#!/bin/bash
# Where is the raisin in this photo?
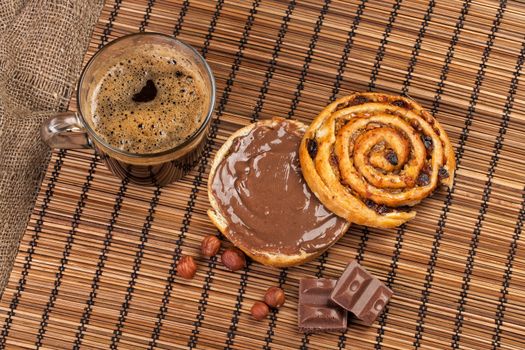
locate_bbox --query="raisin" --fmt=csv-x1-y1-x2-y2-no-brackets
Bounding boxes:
353,95,369,104
417,173,430,186
376,205,392,215
421,135,433,151
421,164,431,174
438,167,449,179
330,152,338,166
392,99,408,108
307,138,318,159
385,150,398,166
365,199,376,209
344,95,369,108
411,120,422,132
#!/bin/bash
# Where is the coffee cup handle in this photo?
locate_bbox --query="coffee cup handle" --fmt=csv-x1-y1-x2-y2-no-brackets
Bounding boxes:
41,112,92,149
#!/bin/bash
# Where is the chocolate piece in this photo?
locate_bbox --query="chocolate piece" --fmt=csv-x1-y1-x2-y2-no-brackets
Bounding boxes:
298,279,347,333
329,261,393,326
211,121,347,255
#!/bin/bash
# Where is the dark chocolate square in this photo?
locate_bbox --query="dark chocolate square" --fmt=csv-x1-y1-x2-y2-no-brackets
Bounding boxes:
329,260,393,326
298,278,347,333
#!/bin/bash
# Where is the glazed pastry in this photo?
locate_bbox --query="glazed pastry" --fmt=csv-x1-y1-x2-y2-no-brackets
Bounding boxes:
208,118,350,267
299,92,455,228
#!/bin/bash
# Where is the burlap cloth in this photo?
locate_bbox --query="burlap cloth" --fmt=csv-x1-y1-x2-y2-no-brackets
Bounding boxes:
0,0,104,295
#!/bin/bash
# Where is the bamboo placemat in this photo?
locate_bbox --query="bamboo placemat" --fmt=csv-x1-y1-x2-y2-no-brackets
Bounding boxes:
1,0,525,349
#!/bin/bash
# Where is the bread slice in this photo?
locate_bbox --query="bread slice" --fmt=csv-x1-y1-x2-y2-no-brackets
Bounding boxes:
207,118,350,267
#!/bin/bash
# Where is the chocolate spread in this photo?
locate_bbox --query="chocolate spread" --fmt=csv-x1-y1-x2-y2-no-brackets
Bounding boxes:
211,120,347,255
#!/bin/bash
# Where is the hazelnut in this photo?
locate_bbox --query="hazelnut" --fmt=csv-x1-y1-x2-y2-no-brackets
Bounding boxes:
177,255,197,279
250,301,269,320
221,247,246,271
264,286,286,308
201,235,221,257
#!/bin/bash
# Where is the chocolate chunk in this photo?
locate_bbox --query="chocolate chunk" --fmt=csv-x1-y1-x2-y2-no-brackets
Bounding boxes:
298,279,347,333
417,173,430,186
307,138,318,159
132,79,157,102
438,166,449,179
329,260,393,326
421,135,433,151
385,150,398,166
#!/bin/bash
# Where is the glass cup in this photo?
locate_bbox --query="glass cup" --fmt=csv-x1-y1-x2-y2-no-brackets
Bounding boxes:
41,33,216,186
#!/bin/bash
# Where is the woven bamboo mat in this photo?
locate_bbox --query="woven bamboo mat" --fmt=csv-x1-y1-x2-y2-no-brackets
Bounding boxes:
1,0,525,348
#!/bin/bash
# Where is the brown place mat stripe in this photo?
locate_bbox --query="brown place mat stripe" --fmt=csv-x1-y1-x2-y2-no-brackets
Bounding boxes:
23,0,135,347
300,0,364,348
2,0,525,349
152,1,256,348
492,191,525,349
0,150,66,348
96,3,175,350
452,18,523,349
74,3,132,347
310,0,428,348
410,0,502,348
420,3,519,349
215,2,300,349
413,1,471,344
73,178,130,349
33,154,100,348
0,0,123,346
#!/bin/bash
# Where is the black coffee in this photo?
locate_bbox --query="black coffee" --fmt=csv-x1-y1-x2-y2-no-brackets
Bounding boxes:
91,44,208,154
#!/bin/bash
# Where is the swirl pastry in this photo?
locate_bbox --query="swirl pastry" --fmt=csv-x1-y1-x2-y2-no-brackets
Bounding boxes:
299,92,455,228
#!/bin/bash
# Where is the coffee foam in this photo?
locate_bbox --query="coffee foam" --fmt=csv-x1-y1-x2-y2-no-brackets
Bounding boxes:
90,44,209,154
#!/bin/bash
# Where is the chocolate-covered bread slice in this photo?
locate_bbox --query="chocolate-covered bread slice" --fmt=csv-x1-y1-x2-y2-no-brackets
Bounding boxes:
207,118,349,267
